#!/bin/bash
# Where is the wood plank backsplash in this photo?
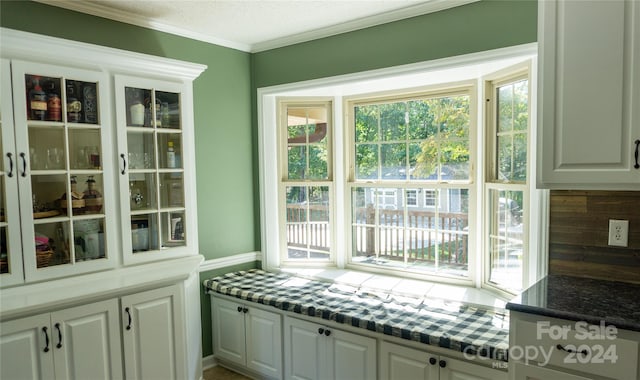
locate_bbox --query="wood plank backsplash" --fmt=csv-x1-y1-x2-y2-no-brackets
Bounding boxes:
548,191,640,283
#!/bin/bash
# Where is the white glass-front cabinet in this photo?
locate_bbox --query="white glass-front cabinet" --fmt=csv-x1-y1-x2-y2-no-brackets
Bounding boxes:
0,58,23,287
114,75,196,265
1,60,116,284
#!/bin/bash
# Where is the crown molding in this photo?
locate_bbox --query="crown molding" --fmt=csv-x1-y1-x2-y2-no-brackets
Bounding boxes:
0,28,207,81
35,0,479,53
251,0,480,52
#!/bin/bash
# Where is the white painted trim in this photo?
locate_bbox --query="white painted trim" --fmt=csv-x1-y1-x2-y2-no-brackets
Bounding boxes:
201,355,218,370
198,252,262,273
0,28,207,80
35,0,479,53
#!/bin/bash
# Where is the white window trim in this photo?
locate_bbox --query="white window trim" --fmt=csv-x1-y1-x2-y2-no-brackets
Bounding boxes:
257,42,547,294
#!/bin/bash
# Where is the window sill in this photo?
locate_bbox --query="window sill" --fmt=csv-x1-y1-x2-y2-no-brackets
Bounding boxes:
279,267,510,311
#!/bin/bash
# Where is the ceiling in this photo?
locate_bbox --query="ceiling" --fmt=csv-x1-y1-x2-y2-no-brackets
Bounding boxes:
37,0,478,52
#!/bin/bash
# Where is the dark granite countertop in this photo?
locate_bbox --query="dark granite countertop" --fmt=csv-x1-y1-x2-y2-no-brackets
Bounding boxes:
506,274,640,332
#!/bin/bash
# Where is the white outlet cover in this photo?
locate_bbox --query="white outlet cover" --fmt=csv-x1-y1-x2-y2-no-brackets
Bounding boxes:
608,219,629,247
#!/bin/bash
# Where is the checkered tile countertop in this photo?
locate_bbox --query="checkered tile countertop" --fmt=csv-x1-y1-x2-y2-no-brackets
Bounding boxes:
204,269,509,361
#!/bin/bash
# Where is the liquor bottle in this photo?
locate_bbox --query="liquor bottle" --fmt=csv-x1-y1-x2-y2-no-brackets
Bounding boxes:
167,141,176,168
60,175,85,213
66,81,82,123
83,175,103,213
47,93,61,121
29,76,47,120
83,84,98,123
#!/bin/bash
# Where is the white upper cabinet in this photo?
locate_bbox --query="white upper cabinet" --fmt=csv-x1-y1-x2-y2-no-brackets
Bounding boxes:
114,75,198,265
0,28,205,286
537,0,640,189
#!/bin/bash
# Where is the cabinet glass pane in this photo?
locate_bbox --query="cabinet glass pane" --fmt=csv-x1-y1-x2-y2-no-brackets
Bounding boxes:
125,87,152,127
160,174,183,209
127,131,155,169
0,176,5,274
34,221,70,268
158,133,182,169
29,127,66,170
65,79,99,124
161,211,185,247
156,91,181,129
129,173,157,211
0,227,7,274
69,129,101,170
25,74,62,122
32,174,66,218
131,214,159,253
73,218,104,261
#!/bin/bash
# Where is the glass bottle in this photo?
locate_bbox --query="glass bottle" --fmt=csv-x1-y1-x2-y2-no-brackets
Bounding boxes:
167,141,176,168
60,175,85,213
66,81,82,123
29,76,47,120
83,175,103,213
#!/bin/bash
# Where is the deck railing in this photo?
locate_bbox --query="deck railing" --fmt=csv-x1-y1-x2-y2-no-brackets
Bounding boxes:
286,204,469,264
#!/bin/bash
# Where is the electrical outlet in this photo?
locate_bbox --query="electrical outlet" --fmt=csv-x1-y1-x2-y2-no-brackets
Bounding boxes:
608,219,629,247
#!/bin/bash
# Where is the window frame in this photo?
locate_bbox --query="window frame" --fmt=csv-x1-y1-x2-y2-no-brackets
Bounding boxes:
258,43,546,296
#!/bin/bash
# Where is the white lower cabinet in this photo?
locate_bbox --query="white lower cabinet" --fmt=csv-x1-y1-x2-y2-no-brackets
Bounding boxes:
121,284,186,380
0,299,123,380
212,296,283,379
380,341,507,380
283,316,376,380
1,284,188,380
510,362,591,380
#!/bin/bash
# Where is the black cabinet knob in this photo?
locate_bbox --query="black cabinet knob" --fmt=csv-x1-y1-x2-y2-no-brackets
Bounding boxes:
439,360,446,368
237,306,242,312
429,357,436,365
324,329,331,336
242,307,248,313
318,328,324,335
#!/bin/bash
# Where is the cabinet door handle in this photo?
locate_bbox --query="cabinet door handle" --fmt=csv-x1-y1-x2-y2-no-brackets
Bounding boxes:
439,360,446,368
318,328,324,335
120,153,127,175
125,307,132,330
42,326,50,353
6,152,13,178
19,152,27,177
556,344,588,356
55,323,62,349
324,329,331,336
237,306,242,312
242,307,248,313
429,357,436,365
634,139,639,169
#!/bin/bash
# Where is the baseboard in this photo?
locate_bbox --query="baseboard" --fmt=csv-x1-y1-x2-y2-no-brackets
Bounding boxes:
202,354,217,370
198,251,262,273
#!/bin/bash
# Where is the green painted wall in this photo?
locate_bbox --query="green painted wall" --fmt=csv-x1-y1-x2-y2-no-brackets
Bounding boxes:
0,1,259,259
252,0,537,88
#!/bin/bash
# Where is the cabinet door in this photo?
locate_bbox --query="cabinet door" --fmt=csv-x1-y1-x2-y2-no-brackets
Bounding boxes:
211,296,247,366
284,317,325,380
538,0,640,187
10,60,117,282
121,284,187,380
245,306,283,378
380,341,438,380
511,362,592,380
0,313,54,379
51,299,123,380
0,58,24,287
440,356,507,380
114,75,197,265
328,328,376,380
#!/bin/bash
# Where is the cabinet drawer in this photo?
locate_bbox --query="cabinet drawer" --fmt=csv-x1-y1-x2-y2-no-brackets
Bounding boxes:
513,319,638,380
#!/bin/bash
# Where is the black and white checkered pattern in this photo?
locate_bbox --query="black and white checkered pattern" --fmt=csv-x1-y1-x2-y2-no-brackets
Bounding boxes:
204,269,509,361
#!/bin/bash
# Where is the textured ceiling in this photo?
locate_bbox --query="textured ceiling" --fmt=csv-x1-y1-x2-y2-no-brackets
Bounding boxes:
38,0,477,52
